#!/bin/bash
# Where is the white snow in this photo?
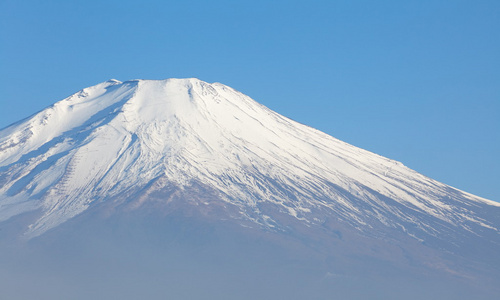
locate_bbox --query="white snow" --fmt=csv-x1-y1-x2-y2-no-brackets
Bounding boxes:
0,78,498,238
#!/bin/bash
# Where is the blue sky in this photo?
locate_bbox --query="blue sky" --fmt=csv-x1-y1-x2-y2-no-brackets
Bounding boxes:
1,0,499,201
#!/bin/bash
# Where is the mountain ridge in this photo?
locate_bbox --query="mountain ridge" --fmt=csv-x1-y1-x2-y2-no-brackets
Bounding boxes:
1,78,498,241
1,78,499,299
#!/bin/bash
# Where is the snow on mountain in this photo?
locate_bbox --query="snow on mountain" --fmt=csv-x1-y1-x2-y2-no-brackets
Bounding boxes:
1,78,500,299
0,78,498,243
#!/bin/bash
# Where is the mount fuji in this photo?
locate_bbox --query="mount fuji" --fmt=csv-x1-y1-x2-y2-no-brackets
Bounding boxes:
0,78,499,299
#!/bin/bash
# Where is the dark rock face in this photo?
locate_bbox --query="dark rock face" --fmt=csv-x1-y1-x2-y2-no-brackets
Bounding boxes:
0,205,497,300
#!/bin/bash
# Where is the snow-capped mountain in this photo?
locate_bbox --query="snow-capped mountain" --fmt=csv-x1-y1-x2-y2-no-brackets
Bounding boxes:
1,78,499,299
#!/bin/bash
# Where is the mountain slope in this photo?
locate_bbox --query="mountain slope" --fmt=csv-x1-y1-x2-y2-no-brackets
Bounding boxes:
0,78,499,299
1,78,498,236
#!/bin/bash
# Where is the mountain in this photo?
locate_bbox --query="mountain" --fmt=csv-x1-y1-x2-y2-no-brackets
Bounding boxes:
0,78,499,300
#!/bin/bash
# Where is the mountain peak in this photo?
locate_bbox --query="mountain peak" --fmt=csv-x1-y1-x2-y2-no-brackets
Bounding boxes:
105,78,122,84
2,78,499,299
0,79,498,241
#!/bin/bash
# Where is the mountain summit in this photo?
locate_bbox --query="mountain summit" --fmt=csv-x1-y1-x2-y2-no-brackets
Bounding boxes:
1,78,499,299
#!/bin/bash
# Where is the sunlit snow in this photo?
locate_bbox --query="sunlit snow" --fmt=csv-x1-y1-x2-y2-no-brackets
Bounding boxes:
0,78,498,240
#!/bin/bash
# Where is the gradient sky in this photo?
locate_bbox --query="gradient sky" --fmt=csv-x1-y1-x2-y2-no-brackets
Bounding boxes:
1,0,499,201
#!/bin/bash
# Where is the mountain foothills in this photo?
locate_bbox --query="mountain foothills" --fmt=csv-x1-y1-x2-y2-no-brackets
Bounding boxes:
0,78,499,300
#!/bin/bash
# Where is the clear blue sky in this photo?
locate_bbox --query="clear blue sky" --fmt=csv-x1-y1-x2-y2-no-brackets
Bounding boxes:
1,0,499,201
